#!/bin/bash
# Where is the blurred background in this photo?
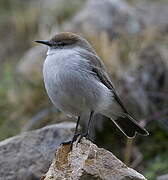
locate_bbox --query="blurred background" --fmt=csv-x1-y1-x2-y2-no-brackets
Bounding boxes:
0,0,168,179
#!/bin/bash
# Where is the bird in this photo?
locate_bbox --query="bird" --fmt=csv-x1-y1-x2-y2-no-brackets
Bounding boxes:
35,32,148,145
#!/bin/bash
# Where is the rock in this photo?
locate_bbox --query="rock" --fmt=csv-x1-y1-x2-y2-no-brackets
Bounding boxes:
64,0,141,38
16,46,46,83
0,122,76,180
43,138,147,180
157,174,168,180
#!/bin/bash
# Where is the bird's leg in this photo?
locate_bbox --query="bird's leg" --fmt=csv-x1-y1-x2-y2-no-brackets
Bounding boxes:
78,111,94,142
62,116,81,148
71,116,81,141
85,111,94,138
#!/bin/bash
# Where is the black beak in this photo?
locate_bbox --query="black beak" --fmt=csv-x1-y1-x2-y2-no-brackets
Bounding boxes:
35,40,52,46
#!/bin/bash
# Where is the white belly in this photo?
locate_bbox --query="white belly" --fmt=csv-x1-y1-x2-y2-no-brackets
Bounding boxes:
43,50,112,116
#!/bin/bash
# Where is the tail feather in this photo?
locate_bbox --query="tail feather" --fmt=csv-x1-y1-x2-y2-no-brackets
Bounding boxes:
112,114,149,138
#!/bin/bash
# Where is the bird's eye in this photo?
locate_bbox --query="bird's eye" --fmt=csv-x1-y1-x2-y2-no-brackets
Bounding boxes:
57,41,67,46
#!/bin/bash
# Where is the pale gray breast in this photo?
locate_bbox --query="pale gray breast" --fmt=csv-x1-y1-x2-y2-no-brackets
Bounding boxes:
43,49,112,116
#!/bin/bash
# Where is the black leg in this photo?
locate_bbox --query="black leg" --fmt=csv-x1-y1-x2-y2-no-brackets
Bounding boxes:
61,116,81,149
78,111,94,142
74,116,80,135
62,112,94,149
70,116,81,142
85,111,94,137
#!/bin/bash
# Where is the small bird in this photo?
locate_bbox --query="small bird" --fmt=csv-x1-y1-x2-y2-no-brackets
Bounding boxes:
35,32,148,144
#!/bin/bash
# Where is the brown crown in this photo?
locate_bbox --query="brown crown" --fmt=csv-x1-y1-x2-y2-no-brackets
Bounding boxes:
50,32,80,43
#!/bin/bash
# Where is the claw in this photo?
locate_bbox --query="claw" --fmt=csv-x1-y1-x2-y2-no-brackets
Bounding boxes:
77,132,89,144
61,132,92,151
61,133,81,151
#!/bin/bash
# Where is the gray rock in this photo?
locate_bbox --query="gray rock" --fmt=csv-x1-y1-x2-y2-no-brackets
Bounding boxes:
43,138,147,180
64,0,141,38
157,174,168,180
0,122,76,180
16,46,46,83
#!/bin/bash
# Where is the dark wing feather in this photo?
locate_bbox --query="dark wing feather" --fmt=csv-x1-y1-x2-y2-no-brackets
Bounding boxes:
79,51,149,137
79,51,128,114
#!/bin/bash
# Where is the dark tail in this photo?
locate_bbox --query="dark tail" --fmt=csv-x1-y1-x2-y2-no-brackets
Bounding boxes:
112,113,149,138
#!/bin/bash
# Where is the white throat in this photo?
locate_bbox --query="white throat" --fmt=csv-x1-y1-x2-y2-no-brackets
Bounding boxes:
46,45,90,57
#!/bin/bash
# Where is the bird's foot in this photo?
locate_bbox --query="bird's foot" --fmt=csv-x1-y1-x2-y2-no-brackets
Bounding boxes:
61,133,91,151
61,133,81,150
77,132,90,143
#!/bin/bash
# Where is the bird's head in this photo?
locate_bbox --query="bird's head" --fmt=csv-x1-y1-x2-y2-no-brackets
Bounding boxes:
35,32,94,53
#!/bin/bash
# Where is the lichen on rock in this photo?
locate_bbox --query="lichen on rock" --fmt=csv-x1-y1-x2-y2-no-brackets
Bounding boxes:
43,138,147,180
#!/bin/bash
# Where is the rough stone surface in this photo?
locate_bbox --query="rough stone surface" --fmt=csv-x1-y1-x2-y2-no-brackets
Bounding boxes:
43,138,147,180
64,0,141,38
0,122,76,180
